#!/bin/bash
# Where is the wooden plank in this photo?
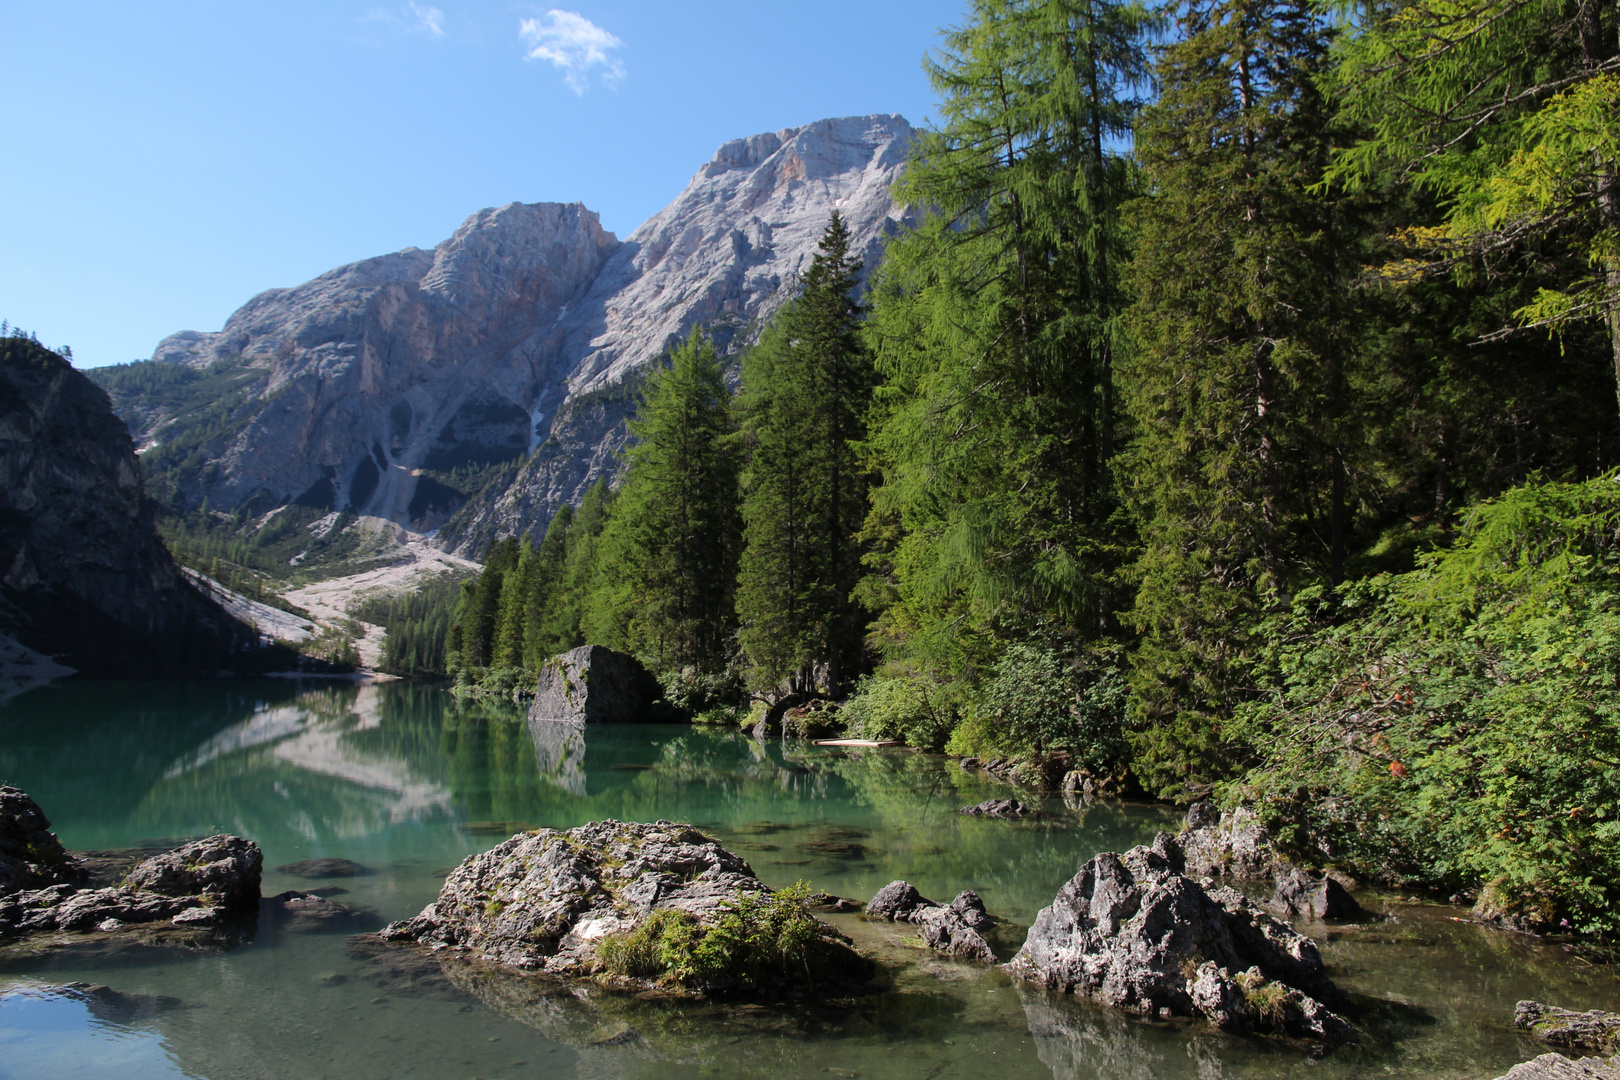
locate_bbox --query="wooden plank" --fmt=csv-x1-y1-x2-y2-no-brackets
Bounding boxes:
811,738,903,747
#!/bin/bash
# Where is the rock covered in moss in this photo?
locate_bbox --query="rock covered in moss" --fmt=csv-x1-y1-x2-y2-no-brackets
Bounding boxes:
0,787,86,896
864,880,998,962
378,819,871,996
1492,1054,1620,1079
1008,834,1351,1042
1516,1002,1620,1056
125,835,261,907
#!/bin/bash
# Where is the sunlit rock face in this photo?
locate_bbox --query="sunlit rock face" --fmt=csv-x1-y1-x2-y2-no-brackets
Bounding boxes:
110,114,917,554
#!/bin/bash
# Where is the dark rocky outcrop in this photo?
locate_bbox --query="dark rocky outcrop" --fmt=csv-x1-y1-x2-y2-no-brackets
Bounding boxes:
0,786,87,895
0,337,254,677
864,880,998,963
1516,1002,1620,1056
959,798,1033,819
378,819,871,995
1008,834,1352,1043
528,645,660,724
1269,867,1366,922
0,830,262,944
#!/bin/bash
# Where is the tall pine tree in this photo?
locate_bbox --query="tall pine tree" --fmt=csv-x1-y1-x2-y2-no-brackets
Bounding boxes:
584,330,741,672
1120,0,1356,796
736,212,874,697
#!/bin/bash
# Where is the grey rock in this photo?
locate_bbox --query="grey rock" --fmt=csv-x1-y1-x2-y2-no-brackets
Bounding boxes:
108,116,918,564
1178,805,1278,880
1008,834,1351,1042
864,880,998,963
960,798,1032,819
377,819,870,994
125,835,262,907
1270,867,1366,922
0,786,86,896
1493,1054,1620,1080
264,890,379,933
1516,1002,1620,1056
0,341,252,677
528,645,660,724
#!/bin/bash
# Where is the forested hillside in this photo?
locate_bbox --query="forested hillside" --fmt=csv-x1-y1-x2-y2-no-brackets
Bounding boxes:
424,0,1620,936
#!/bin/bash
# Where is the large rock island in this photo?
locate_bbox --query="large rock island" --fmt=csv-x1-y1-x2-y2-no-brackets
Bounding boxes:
378,819,872,998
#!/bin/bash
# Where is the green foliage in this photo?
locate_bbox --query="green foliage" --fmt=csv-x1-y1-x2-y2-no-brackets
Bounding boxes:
976,644,1128,772
594,883,823,991
585,330,742,673
1226,477,1620,934
861,0,1151,678
354,573,472,678
736,212,876,697
840,674,959,751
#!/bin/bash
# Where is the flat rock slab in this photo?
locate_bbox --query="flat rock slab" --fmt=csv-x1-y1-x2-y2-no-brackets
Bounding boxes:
528,645,660,724
1518,1002,1620,1056
1494,1054,1620,1080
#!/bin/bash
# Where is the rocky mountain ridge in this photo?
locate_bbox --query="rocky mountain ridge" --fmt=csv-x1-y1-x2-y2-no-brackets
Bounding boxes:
101,114,917,559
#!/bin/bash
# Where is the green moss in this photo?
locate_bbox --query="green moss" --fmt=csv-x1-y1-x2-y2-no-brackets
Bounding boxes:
594,883,823,991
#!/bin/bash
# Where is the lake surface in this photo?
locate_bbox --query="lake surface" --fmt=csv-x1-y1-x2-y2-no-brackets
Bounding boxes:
0,679,1612,1080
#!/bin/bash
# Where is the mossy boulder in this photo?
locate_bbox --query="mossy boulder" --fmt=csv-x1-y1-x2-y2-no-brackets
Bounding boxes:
379,819,872,998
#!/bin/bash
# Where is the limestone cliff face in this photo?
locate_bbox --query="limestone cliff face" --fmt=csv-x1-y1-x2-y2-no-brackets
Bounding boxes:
107,114,916,555
440,114,918,553
0,338,253,675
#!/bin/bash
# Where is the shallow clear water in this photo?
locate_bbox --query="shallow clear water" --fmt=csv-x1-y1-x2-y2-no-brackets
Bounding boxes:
0,679,1612,1080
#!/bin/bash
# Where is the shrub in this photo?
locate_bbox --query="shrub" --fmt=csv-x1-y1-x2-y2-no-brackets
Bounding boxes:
976,644,1129,771
593,882,823,991
840,675,957,749
1228,477,1620,934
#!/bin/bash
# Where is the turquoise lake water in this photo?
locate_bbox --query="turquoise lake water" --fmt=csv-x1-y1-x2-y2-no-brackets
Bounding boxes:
0,679,1613,1080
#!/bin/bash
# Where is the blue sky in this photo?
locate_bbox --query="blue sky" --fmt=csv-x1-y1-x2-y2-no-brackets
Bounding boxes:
1,1,965,368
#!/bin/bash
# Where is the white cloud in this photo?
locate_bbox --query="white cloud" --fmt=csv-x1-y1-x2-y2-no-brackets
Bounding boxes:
409,2,444,38
519,10,625,95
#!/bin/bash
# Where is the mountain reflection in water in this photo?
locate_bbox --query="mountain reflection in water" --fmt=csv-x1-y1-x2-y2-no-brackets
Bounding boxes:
0,679,1615,1080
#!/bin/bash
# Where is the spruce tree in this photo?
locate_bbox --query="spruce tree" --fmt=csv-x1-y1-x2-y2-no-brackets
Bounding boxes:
736,212,874,697
1119,0,1355,796
863,0,1152,677
584,330,741,672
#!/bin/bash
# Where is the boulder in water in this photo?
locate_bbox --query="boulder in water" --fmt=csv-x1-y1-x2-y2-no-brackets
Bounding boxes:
1516,1001,1620,1056
960,798,1032,819
1008,833,1351,1042
528,645,661,724
0,787,86,896
1269,867,1366,922
378,819,872,997
863,880,998,962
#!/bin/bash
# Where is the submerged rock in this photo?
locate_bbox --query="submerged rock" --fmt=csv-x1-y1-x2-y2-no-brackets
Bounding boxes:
378,819,871,996
1008,834,1351,1043
52,981,185,1022
960,798,1033,819
1269,868,1366,922
0,786,86,896
1516,1002,1620,1056
263,890,380,934
863,880,998,963
274,858,372,879
528,646,661,724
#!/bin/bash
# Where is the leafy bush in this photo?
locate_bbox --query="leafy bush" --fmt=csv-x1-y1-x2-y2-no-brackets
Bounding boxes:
594,882,823,991
973,644,1129,772
840,674,958,749
1228,478,1620,934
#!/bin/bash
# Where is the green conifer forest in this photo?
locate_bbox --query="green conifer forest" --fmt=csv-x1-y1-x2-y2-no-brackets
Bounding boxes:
425,0,1620,935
